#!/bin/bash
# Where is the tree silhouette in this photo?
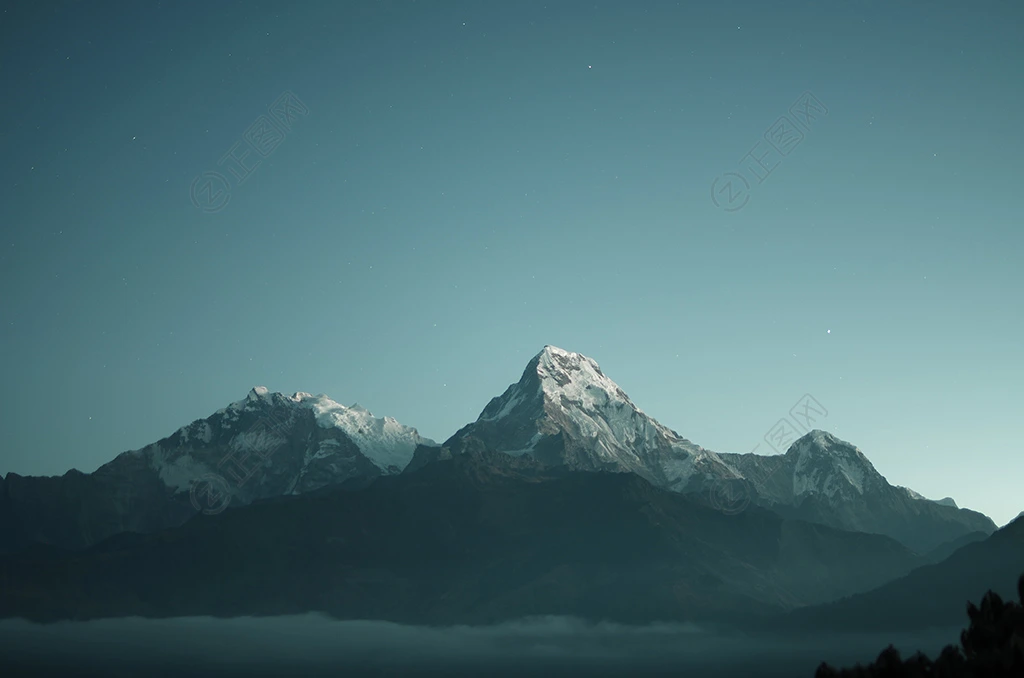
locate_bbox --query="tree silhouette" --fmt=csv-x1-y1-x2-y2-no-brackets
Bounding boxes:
814,572,1024,677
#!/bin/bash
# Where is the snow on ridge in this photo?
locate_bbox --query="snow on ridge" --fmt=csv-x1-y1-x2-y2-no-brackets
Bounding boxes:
529,346,721,486
478,386,529,422
901,486,927,501
177,420,213,446
662,455,697,486
534,346,698,446
899,487,959,508
500,432,544,456
206,388,436,474
242,386,271,406
536,346,628,403
214,386,274,418
791,431,870,496
836,458,866,493
149,445,214,493
306,395,436,472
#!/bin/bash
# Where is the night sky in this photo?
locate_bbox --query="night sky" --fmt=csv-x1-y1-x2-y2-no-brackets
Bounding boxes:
1,0,1021,526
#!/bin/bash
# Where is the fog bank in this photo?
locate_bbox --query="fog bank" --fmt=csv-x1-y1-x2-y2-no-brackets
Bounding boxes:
0,615,962,677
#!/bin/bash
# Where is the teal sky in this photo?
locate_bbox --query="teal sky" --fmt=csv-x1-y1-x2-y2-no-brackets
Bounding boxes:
1,0,1021,526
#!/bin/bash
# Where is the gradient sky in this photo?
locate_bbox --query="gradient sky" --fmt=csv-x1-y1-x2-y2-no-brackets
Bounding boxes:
1,0,1021,526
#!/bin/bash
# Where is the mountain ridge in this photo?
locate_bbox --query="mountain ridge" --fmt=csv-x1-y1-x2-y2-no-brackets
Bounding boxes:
429,346,741,494
0,389,436,552
0,450,925,626
717,429,996,553
414,346,995,553
0,346,996,557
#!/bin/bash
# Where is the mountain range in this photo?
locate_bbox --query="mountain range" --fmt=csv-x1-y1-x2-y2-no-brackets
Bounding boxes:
717,433,994,554
0,387,436,553
413,347,994,554
0,449,924,625
0,345,1011,628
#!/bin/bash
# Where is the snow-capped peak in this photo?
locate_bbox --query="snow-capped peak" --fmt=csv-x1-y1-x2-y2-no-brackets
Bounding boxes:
301,394,436,471
466,346,730,490
200,388,435,475
797,430,842,450
216,387,276,416
534,345,632,407
247,386,270,400
790,430,867,459
477,346,635,424
789,430,879,497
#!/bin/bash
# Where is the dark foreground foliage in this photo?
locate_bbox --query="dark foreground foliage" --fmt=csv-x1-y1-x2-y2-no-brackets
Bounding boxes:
816,573,1024,677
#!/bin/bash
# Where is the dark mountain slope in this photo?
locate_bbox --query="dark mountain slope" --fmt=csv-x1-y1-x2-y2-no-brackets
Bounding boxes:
782,516,1024,633
0,451,921,626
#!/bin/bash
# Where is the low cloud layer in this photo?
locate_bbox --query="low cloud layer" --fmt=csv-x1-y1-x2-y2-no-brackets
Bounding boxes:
0,615,962,678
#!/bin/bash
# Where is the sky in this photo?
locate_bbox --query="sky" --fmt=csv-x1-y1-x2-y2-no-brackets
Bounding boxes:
1,0,1021,527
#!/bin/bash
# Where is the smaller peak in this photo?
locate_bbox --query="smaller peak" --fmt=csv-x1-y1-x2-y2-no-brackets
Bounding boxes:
902,486,927,501
790,430,858,456
247,386,271,401
349,403,371,414
805,429,842,443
